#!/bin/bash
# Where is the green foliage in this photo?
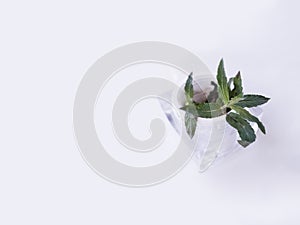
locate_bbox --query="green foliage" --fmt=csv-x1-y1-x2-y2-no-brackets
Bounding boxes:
180,59,270,147
230,105,266,134
216,59,230,104
235,94,270,108
230,71,243,98
226,112,256,147
185,112,197,138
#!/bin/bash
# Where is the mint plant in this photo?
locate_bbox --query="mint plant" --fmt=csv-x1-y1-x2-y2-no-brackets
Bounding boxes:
180,59,270,147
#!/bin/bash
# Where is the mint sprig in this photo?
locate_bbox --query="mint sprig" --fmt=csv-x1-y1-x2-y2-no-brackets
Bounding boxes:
180,59,270,147
217,59,230,104
185,112,197,139
226,112,256,147
235,94,270,108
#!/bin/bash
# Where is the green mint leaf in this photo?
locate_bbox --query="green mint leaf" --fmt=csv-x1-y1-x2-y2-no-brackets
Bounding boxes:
231,71,243,98
226,112,256,147
217,59,230,103
231,105,266,134
184,72,194,102
185,112,197,138
181,102,226,118
235,94,270,108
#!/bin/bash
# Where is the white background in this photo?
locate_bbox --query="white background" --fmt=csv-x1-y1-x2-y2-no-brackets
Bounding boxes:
1,0,299,224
